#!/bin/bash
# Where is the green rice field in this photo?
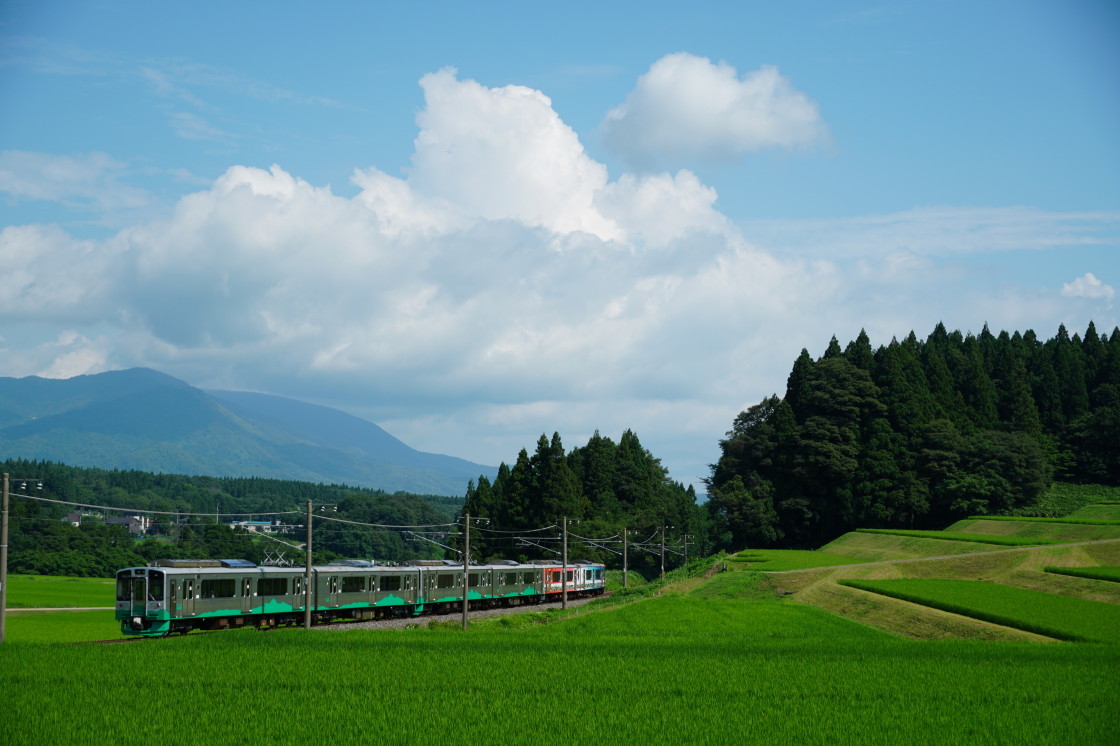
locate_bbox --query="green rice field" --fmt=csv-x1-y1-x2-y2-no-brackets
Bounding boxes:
4,574,115,608
2,595,1117,744
840,578,1120,643
1044,566,1120,584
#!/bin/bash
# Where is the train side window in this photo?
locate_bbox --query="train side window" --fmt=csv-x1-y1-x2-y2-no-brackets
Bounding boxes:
468,573,480,586
379,575,402,592
201,579,236,598
258,578,288,596
437,574,455,589
341,576,365,593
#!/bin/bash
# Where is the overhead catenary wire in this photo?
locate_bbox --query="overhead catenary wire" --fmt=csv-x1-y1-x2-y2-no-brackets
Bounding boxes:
311,513,459,530
10,491,302,518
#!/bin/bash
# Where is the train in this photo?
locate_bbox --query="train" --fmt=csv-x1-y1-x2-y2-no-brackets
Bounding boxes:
115,558,607,636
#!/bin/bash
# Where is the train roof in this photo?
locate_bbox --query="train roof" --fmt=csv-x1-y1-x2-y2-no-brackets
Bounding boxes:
120,559,603,575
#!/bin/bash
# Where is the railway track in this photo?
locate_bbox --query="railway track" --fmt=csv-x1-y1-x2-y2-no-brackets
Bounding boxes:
81,592,610,642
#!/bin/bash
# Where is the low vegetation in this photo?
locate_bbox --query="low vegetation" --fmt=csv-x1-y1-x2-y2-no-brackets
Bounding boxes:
839,578,1120,643
1044,566,1120,584
729,548,865,571
854,528,1058,546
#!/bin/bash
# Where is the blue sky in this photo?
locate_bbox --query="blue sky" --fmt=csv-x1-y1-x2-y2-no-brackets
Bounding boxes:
1,0,1118,489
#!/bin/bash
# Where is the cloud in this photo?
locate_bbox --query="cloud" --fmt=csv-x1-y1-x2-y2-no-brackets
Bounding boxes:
168,111,236,142
0,150,151,212
1,65,1115,487
741,206,1120,259
1062,272,1115,301
601,53,827,167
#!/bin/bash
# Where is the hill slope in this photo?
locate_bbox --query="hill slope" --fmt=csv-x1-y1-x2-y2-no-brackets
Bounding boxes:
0,368,494,495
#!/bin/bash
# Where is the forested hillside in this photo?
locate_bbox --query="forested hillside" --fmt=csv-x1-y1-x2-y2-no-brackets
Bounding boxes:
2,459,459,576
706,322,1119,550
462,431,709,570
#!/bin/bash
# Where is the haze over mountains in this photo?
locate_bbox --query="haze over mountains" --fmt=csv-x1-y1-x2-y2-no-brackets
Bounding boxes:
0,368,496,495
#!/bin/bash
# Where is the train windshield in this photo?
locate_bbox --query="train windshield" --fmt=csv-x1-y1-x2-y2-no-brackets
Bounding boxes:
148,571,164,601
116,571,132,602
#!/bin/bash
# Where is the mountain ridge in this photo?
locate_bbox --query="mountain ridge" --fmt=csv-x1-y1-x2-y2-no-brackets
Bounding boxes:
0,368,495,495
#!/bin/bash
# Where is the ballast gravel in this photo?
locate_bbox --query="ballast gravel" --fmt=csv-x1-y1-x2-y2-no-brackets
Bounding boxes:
318,595,602,632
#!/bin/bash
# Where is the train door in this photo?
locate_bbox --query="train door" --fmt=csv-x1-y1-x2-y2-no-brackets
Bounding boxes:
242,577,253,613
183,578,196,616
130,575,146,618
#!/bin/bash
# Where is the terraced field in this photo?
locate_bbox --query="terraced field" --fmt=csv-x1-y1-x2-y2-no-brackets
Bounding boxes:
736,490,1120,642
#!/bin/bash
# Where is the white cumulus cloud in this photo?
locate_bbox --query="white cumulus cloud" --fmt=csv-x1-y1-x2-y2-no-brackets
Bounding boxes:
601,52,827,167
1061,272,1115,301
0,64,1115,486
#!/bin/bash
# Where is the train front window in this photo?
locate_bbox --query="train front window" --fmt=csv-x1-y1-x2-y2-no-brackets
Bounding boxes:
148,571,165,601
116,572,131,602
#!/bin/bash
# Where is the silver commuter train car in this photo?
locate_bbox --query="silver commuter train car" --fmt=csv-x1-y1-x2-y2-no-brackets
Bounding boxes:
116,559,606,636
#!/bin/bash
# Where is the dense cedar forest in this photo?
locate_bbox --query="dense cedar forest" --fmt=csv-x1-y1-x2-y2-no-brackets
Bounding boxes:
461,430,709,569
706,322,1119,549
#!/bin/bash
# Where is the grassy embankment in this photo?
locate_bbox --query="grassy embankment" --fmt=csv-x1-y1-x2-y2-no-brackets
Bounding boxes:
725,485,1120,641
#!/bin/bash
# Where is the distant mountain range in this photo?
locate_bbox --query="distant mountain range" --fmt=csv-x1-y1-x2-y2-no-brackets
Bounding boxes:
0,368,496,496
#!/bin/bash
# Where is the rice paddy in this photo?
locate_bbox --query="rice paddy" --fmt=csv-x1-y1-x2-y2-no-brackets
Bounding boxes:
839,578,1120,643
1044,566,1120,584
2,595,1117,744
4,574,116,608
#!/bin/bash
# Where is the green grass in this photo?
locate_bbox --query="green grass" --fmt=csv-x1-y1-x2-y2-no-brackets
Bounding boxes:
3,609,127,643
729,548,866,571
1026,483,1120,516
966,516,1120,526
840,578,1120,644
686,570,784,600
5,574,116,608
1044,566,1120,584
944,518,1120,543
1070,503,1120,521
855,528,1058,546
2,595,1118,744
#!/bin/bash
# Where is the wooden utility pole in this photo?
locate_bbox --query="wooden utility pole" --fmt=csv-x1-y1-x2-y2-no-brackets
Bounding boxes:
561,517,568,610
303,500,312,629
462,513,470,630
622,526,628,589
660,526,666,580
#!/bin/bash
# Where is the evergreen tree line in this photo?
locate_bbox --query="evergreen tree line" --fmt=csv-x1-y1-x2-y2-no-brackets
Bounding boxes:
706,322,1120,550
463,431,708,572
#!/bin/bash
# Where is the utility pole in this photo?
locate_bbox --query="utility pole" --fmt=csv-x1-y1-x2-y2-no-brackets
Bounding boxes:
622,526,628,589
1,474,9,644
660,526,666,580
1,474,41,644
462,513,470,630
561,517,568,610
303,500,312,629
